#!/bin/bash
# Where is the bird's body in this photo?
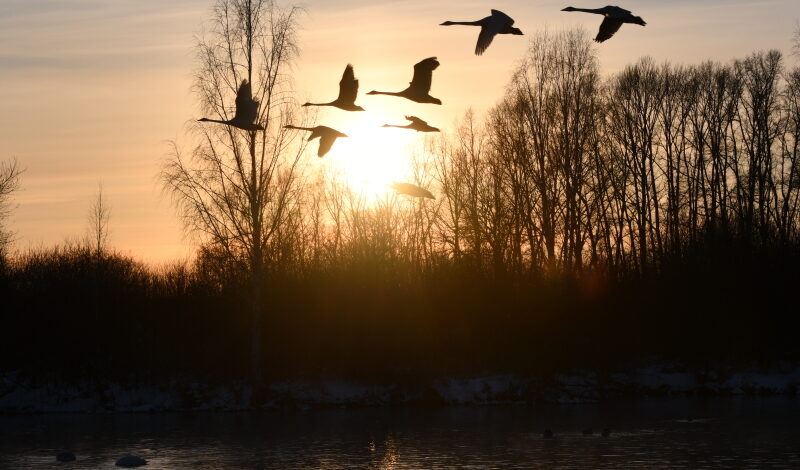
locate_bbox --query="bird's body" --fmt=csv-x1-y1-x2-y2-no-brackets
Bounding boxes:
303,64,365,111
198,80,264,131
561,5,646,43
367,57,442,105
284,125,348,157
389,182,435,199
382,116,440,133
440,9,523,55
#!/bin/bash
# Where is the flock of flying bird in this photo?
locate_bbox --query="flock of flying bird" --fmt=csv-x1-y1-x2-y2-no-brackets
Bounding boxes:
198,5,647,200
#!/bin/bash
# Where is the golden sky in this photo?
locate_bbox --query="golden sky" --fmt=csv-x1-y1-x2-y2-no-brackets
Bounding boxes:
1,0,799,263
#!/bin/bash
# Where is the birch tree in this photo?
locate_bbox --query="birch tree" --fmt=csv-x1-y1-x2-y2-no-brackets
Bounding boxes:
162,0,308,382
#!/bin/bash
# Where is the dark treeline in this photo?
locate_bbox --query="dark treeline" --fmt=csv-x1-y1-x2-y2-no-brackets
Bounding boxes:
3,30,800,385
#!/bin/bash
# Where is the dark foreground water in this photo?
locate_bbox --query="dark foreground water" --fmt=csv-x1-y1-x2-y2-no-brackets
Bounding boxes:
1,398,799,469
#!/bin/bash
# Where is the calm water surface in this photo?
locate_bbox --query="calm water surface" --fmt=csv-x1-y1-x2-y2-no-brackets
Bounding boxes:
1,398,798,469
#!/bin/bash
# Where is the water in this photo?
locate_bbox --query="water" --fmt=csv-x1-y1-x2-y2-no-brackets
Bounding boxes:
1,398,799,469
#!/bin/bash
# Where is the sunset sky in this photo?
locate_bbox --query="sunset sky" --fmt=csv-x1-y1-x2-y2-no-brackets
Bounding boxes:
1,0,799,264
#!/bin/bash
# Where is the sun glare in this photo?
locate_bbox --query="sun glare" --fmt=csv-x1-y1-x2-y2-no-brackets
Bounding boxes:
318,111,422,201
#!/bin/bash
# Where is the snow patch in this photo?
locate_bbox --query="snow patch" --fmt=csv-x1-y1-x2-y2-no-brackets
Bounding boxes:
2,365,799,413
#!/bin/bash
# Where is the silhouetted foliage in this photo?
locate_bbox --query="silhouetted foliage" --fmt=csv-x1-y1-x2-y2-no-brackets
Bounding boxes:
1,244,247,382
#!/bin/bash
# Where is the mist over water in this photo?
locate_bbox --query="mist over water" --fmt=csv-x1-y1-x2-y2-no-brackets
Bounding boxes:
2,399,799,469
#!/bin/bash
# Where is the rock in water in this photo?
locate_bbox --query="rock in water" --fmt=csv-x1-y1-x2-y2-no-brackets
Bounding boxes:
56,451,76,462
115,455,147,467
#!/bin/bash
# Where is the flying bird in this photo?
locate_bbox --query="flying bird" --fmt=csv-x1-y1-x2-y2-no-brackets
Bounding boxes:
198,80,264,131
389,182,435,199
561,5,646,43
367,57,442,105
284,125,348,157
440,9,523,56
303,64,365,111
382,116,440,133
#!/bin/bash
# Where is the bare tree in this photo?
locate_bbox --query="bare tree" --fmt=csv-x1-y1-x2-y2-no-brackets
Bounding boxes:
489,29,600,274
734,50,783,246
87,182,111,255
774,72,800,241
161,0,309,382
0,158,23,257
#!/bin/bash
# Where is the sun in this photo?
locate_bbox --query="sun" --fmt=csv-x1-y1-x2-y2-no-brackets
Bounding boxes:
320,111,423,201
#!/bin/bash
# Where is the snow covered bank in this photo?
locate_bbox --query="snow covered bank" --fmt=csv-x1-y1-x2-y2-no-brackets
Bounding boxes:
2,364,799,413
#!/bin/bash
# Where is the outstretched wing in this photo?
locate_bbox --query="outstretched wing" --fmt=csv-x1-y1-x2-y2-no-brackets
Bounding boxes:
490,9,514,25
476,10,515,56
409,57,440,93
475,25,498,56
234,80,259,123
405,116,426,126
318,134,337,157
337,64,359,105
595,17,623,42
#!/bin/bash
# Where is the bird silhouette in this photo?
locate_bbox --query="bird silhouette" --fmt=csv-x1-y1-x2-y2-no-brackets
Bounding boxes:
303,64,365,111
561,5,646,42
440,9,523,55
198,80,264,131
284,125,348,157
382,116,440,133
389,182,435,199
367,57,442,105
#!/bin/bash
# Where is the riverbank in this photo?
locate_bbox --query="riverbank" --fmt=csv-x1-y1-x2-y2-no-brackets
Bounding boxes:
2,363,798,413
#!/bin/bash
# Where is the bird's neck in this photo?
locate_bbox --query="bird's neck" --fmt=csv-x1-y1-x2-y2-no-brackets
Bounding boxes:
441,20,481,26
368,91,402,97
571,7,604,14
198,117,228,125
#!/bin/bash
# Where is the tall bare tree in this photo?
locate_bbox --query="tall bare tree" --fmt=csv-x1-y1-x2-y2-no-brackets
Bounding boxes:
0,158,22,257
87,182,111,255
162,0,308,382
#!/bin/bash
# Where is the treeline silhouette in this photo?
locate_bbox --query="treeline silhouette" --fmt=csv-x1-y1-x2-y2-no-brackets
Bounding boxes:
2,31,800,384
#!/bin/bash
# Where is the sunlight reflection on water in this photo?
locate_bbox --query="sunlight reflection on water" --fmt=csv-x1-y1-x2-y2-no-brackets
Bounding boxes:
1,398,799,469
